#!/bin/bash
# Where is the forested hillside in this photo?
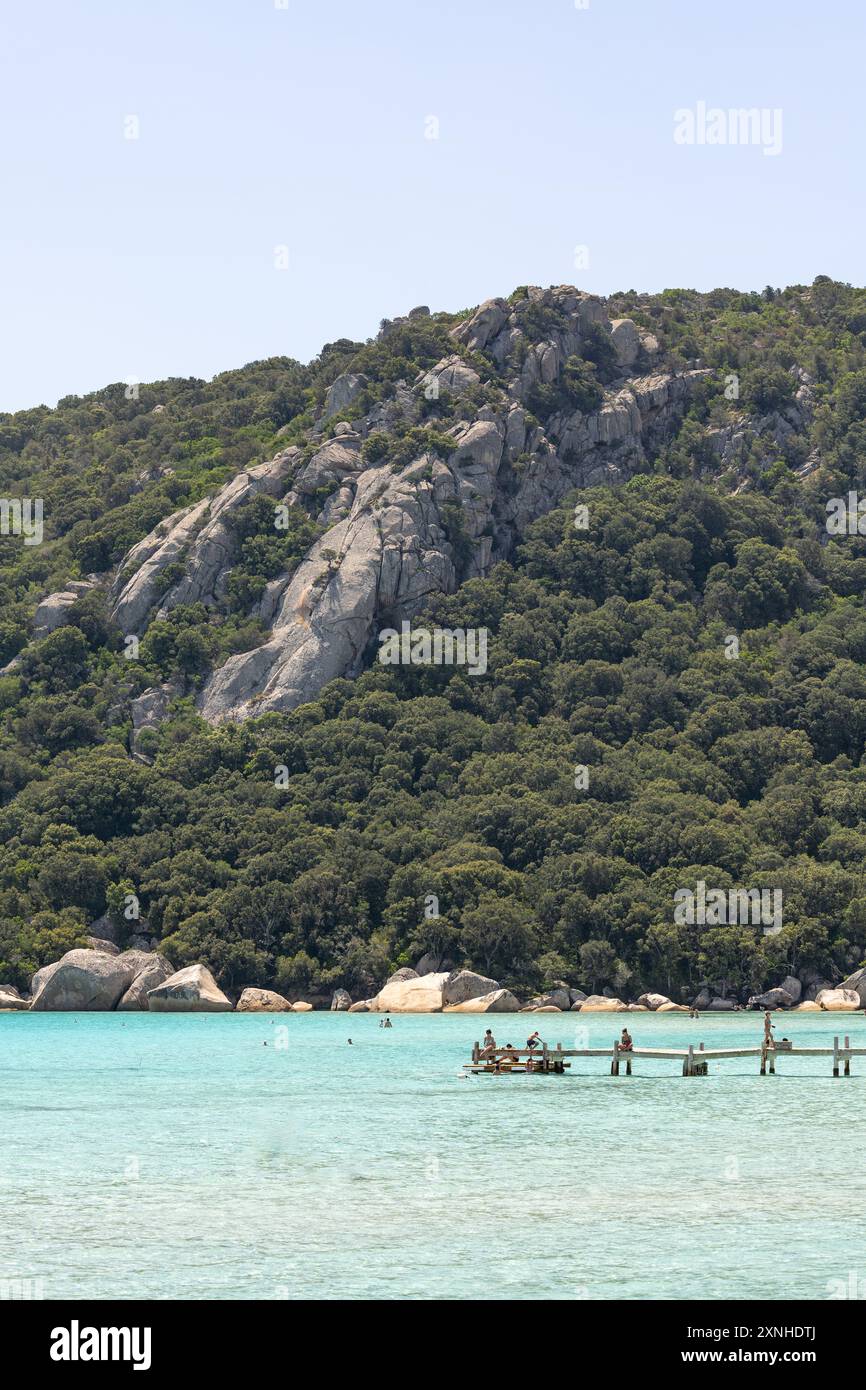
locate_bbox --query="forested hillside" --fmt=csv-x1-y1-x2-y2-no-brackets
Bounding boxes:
2,277,866,1002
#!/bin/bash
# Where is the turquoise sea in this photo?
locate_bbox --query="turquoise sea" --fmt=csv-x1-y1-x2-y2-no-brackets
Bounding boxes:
2,1009,864,1301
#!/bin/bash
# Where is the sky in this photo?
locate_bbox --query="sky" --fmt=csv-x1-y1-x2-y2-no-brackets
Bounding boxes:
1,0,864,412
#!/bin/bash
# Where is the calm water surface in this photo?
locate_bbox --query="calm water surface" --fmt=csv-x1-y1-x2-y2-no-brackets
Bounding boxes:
2,1010,864,1300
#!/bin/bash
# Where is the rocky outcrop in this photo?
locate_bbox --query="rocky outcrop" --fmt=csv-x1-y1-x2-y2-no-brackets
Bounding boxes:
839,968,866,1006
116,952,175,1010
291,1001,314,1012
415,951,455,975
0,985,28,1010
98,285,708,727
637,992,672,1011
579,995,628,1012
146,963,232,1012
330,988,352,1011
32,581,96,637
443,989,521,1013
87,937,119,955
236,987,292,1012
816,988,861,1011
373,971,449,1012
131,683,182,754
30,949,140,1011
707,997,736,1011
110,453,296,635
323,372,366,420
442,970,500,1006
748,988,796,1010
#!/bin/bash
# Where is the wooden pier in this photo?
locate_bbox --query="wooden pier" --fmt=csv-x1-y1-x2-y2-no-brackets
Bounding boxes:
465,1035,865,1077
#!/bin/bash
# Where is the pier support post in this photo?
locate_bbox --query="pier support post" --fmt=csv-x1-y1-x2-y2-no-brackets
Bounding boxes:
845,1035,851,1077
683,1044,695,1077
611,1041,620,1076
759,1045,766,1075
768,1047,775,1075
833,1036,839,1077
472,1041,479,1064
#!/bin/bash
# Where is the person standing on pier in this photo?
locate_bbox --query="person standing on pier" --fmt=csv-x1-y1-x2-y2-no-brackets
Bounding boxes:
763,1010,775,1047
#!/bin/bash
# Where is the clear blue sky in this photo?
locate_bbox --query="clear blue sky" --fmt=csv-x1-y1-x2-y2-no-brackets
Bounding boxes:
1,0,863,412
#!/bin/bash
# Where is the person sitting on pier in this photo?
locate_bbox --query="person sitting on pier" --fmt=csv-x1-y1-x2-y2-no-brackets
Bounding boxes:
480,1028,497,1059
500,1043,519,1065
620,1027,633,1052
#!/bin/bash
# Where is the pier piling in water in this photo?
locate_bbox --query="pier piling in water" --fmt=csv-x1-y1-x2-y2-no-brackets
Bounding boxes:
463,1036,863,1077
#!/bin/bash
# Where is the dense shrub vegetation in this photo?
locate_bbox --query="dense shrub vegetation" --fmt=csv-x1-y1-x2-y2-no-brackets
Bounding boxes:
2,277,866,999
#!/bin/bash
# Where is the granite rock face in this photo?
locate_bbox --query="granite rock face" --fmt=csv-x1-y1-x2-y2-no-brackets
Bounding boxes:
443,989,521,1013
442,970,500,1006
236,987,293,1012
373,971,450,1012
116,953,176,1010
30,949,138,1011
32,581,97,638
146,963,233,1012
815,987,861,1011
101,286,715,726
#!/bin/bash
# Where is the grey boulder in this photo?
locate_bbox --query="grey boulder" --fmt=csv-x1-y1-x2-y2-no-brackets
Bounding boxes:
30,949,138,1011
442,970,500,1006
146,963,232,1012
116,953,176,1010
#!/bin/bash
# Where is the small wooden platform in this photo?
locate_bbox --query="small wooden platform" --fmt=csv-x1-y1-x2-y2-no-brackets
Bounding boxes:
466,1035,865,1077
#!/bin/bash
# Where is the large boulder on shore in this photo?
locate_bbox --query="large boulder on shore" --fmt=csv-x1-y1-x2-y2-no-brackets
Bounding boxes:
816,988,861,1011
443,970,500,1006
31,949,138,1011
637,992,672,1011
373,971,449,1013
443,989,521,1013
707,997,736,1011
657,1001,688,1012
330,989,352,1011
748,988,796,1010
580,995,627,1012
116,953,176,1010
838,968,866,1006
0,985,28,1010
147,964,232,1012
348,999,374,1012
795,1000,821,1012
538,987,572,1011
781,975,802,1003
236,988,292,1012
692,988,712,1010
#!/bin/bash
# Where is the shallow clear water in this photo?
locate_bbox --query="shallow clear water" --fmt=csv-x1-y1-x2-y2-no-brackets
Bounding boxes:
2,1009,864,1300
